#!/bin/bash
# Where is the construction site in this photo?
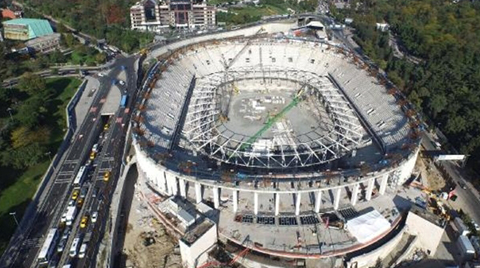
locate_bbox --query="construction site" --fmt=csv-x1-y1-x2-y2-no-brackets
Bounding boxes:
122,21,453,267
122,189,182,268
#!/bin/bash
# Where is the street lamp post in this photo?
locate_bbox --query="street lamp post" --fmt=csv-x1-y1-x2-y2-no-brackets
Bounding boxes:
45,151,52,162
9,212,20,231
45,151,56,172
7,108,13,121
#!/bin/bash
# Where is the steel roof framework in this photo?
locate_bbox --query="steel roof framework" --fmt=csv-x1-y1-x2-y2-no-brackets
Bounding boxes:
182,66,369,169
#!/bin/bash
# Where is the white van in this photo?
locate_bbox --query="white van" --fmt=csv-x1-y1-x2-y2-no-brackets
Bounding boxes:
69,238,80,257
78,243,87,258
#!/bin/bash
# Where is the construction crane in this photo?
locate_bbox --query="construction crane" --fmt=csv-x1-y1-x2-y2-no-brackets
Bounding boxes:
219,27,265,121
233,82,239,95
240,85,306,150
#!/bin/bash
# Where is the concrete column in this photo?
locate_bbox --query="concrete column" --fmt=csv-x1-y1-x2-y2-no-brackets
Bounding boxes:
213,187,219,209
379,174,389,195
232,190,238,213
164,175,171,195
158,172,167,191
295,193,301,216
170,177,178,196
351,183,360,206
275,193,280,216
179,179,186,198
365,178,374,201
254,192,259,215
334,188,341,210
195,182,202,203
314,190,322,213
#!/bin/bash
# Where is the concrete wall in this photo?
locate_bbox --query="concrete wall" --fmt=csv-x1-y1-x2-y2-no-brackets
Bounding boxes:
405,211,444,256
398,148,420,185
179,223,218,268
148,22,296,60
347,226,406,268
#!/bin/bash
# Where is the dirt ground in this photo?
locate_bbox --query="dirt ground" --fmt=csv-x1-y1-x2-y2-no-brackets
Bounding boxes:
416,154,445,191
123,193,182,268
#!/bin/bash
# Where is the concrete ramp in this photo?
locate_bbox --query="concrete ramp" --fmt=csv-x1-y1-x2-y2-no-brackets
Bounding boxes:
101,69,129,115
101,85,122,115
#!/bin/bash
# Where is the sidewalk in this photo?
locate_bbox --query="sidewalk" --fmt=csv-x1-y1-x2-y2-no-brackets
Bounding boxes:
74,76,100,129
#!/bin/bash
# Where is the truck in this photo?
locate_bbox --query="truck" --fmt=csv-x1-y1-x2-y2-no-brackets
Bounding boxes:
83,232,92,244
454,217,470,236
65,206,77,226
457,235,475,262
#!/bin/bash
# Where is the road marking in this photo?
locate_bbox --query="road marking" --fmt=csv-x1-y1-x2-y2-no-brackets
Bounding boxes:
58,171,74,176
54,180,72,184
23,238,41,248
100,98,106,103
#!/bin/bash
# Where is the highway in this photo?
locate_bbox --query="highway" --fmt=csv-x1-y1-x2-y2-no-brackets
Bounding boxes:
0,55,139,268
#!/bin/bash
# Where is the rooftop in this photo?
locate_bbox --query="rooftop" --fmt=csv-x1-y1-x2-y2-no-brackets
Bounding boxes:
181,218,215,246
2,18,53,39
409,204,444,227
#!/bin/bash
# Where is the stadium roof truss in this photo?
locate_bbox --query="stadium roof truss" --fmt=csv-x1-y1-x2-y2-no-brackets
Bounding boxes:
182,66,370,169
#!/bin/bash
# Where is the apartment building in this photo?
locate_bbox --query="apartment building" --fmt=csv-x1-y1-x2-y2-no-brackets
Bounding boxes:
130,0,216,32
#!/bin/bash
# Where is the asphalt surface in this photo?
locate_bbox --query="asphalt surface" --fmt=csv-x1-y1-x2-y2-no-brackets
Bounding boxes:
421,133,480,224
1,55,139,268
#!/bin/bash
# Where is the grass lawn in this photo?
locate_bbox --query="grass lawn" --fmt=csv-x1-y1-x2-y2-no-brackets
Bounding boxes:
217,3,290,25
207,0,232,5
232,5,288,17
0,77,80,254
47,77,82,149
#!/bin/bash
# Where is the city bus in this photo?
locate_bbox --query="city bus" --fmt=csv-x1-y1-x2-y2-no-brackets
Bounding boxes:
120,94,128,108
73,166,87,187
37,228,59,266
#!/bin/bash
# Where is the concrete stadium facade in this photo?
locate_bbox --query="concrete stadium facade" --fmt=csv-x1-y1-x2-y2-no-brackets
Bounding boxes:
132,22,422,260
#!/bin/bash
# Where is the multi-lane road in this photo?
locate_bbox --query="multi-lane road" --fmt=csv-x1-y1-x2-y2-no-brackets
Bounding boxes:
0,55,139,268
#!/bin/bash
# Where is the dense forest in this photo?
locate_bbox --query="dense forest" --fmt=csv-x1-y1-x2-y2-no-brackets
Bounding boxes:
216,0,318,25
21,0,153,52
333,0,480,170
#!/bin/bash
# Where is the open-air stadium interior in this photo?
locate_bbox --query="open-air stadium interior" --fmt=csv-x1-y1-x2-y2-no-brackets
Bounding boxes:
132,23,423,265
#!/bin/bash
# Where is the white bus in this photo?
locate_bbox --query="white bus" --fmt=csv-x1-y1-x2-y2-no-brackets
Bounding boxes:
37,228,58,265
73,166,87,187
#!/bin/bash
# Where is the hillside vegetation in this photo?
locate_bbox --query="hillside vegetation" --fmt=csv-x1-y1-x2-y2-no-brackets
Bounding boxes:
333,0,480,170
22,0,153,52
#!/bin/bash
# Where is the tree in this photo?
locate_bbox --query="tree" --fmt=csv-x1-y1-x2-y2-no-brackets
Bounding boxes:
17,96,48,128
0,42,8,81
56,23,68,33
3,142,46,169
49,49,66,64
11,126,50,149
17,73,47,96
95,53,106,64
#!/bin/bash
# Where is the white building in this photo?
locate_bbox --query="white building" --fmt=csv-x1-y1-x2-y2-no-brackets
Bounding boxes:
179,219,217,268
25,33,61,54
130,0,216,32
